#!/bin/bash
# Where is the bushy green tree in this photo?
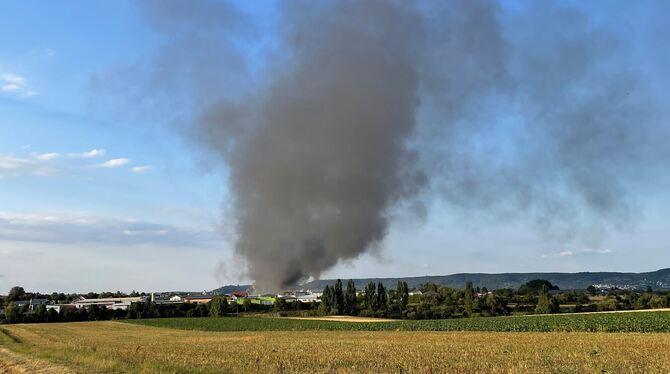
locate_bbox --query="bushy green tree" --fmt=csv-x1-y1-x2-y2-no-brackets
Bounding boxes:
649,295,668,309
87,305,102,320
520,280,559,295
210,296,229,317
485,293,499,316
127,302,139,319
597,297,619,312
195,303,209,317
586,285,597,296
47,308,60,323
4,302,22,323
535,287,551,314
242,299,252,313
34,305,48,322
7,287,26,303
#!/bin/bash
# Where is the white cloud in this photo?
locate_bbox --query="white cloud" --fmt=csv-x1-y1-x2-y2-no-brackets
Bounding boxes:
0,73,25,85
82,149,106,158
1,72,37,97
545,248,614,259
0,211,219,247
131,165,152,173
582,248,613,255
32,152,59,161
99,158,130,168
0,153,60,178
69,149,107,158
2,83,21,92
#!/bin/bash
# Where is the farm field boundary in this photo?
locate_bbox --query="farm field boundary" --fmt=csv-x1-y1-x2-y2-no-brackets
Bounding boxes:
125,310,670,333
1,322,670,373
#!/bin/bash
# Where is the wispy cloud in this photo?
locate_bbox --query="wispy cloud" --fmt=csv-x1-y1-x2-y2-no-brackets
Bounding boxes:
544,248,613,259
0,154,60,178
1,73,25,85
0,211,219,247
0,73,37,97
2,83,21,92
29,47,56,58
32,152,59,161
68,149,106,158
131,165,152,173
3,150,141,175
99,158,130,168
583,248,612,254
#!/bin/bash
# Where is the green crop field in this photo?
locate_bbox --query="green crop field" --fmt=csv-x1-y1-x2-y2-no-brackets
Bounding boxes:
125,310,670,333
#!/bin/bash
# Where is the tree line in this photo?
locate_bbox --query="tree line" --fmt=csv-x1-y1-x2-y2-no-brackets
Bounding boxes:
3,282,670,324
307,279,670,319
0,295,235,324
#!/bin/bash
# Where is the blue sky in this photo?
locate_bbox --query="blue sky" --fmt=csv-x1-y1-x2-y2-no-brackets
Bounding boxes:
1,0,668,293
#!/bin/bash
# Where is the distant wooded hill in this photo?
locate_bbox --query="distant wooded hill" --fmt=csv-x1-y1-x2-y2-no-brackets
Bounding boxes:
213,268,670,293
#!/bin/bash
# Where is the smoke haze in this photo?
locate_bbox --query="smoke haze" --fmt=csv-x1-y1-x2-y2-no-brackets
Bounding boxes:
97,0,669,290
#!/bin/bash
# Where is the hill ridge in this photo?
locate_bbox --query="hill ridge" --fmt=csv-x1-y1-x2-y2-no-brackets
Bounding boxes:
212,268,670,293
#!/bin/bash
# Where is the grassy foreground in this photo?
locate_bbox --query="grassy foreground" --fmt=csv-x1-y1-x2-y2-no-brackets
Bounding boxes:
126,310,670,332
1,321,670,373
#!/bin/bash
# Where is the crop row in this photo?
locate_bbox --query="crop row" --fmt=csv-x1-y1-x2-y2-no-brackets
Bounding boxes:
125,311,670,333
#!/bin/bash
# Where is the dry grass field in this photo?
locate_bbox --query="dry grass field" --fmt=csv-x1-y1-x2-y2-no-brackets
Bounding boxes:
2,321,670,373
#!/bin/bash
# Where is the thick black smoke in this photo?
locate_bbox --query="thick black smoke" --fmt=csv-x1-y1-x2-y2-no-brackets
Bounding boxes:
201,1,426,290
96,0,669,290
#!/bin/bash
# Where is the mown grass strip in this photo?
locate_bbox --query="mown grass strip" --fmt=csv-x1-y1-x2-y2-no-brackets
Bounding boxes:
124,310,670,333
0,327,23,344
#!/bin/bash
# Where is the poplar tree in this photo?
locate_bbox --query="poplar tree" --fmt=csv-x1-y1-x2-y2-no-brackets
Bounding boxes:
377,283,387,312
365,282,377,311
397,281,409,311
345,279,358,315
464,281,475,317
334,279,344,315
321,285,333,313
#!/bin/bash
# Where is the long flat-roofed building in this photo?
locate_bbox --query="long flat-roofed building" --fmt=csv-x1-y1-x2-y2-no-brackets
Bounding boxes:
74,296,147,310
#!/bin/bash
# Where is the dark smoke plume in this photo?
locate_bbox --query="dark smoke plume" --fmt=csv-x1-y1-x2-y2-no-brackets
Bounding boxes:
95,0,669,290
202,1,426,290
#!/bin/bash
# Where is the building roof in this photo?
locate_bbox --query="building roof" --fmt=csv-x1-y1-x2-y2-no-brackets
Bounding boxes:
76,297,145,304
